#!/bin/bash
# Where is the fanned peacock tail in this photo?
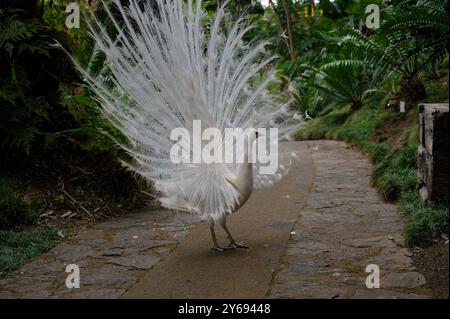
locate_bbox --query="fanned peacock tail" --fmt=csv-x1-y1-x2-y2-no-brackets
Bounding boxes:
70,0,303,221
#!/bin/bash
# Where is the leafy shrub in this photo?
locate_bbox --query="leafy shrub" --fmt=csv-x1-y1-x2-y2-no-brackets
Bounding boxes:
0,6,51,154
310,60,384,110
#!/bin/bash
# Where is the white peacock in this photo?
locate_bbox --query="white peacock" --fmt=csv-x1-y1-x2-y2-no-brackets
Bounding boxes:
71,0,303,251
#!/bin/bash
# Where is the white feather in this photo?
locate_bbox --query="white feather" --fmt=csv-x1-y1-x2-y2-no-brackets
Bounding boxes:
73,0,303,221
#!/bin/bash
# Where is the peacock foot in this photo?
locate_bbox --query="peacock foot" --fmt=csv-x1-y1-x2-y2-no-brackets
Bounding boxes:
226,241,248,249
212,245,225,252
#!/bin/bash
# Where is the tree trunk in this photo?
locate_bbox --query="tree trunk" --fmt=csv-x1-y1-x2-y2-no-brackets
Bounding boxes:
270,0,301,77
400,75,427,109
278,0,297,67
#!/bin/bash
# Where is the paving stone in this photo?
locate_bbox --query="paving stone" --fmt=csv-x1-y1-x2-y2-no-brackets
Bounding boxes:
20,258,64,274
0,204,198,299
107,255,160,270
131,239,177,252
341,236,396,248
0,291,15,298
57,288,127,299
0,274,55,292
80,266,138,288
268,140,431,299
50,244,94,261
72,229,106,241
382,272,427,289
359,247,416,271
20,289,53,299
270,283,342,299
352,289,429,299
97,218,153,230
275,260,331,280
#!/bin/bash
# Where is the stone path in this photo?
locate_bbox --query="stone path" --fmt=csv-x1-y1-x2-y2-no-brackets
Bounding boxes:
268,141,430,298
0,141,431,298
0,209,199,298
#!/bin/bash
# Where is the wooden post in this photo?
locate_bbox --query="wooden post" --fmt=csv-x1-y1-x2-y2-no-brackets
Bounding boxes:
417,103,449,204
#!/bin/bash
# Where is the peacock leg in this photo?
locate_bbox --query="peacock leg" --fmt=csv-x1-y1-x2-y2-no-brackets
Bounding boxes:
209,218,224,252
220,216,248,249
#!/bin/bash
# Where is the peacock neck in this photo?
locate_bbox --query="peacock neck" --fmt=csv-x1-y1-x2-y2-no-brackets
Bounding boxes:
232,138,254,204
240,135,255,164
237,138,254,180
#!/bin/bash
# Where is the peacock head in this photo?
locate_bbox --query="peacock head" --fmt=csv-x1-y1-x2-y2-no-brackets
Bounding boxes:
249,128,265,145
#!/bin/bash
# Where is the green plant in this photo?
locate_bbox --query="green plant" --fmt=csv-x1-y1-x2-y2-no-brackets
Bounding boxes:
372,143,419,201
0,7,50,154
383,0,449,69
338,0,449,104
308,60,384,110
362,142,392,163
375,167,417,201
0,1,109,158
401,191,449,245
0,228,61,277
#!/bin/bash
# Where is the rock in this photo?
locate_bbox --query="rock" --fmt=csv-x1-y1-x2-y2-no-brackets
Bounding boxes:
382,272,427,288
270,283,341,299
341,236,396,248
275,260,331,280
309,199,344,209
360,247,416,271
20,258,63,274
101,248,124,257
97,218,152,230
80,266,138,288
352,289,429,299
132,239,177,252
0,291,15,299
57,288,127,299
50,244,94,261
107,255,160,270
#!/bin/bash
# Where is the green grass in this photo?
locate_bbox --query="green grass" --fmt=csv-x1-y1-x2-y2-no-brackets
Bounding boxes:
371,143,418,200
0,228,61,277
295,96,448,246
400,192,449,245
0,178,61,277
296,105,402,145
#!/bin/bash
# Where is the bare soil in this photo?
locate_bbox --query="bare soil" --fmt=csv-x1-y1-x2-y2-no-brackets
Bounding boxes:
370,114,413,145
411,239,449,299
